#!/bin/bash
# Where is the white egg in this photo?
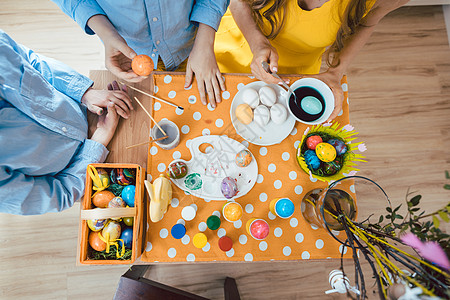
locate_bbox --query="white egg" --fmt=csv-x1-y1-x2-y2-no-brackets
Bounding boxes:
253,105,271,127
258,86,277,107
270,103,287,124
242,88,260,109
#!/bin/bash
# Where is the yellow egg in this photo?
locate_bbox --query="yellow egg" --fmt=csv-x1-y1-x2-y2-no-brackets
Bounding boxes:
102,220,122,242
315,142,336,162
235,104,253,125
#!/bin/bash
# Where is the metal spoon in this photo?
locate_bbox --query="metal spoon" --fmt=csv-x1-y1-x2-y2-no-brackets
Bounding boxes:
261,61,298,105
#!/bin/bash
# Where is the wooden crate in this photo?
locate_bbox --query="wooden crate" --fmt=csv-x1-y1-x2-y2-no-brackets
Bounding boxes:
78,163,145,265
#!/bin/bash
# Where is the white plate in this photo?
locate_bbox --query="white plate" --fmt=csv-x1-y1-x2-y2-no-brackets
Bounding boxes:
168,135,258,201
230,81,296,146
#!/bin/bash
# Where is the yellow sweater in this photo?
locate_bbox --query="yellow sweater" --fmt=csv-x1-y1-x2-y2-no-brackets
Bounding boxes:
214,0,373,75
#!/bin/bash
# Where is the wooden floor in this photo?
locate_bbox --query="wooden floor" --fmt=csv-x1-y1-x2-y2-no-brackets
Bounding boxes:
0,2,449,300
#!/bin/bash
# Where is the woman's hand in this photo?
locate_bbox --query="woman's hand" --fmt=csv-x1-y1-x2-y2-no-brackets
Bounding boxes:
81,81,133,119
310,70,344,123
250,40,281,85
185,24,225,108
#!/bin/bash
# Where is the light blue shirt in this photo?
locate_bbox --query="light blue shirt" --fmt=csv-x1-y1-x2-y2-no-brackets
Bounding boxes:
53,0,229,71
0,30,109,215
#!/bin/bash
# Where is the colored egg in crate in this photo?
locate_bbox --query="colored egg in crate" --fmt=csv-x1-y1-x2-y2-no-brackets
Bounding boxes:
131,54,154,76
304,150,321,170
235,149,252,168
221,176,238,199
306,135,323,150
121,185,136,207
87,217,107,232
222,201,243,222
108,196,126,208
89,231,106,252
315,142,337,162
323,160,341,176
110,168,135,186
92,190,115,208
102,220,122,241
94,168,110,189
123,217,134,226
167,161,188,179
120,227,133,249
327,138,347,156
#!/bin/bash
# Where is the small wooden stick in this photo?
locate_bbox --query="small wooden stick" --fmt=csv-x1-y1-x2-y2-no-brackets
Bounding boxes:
133,96,167,136
126,136,168,149
120,82,184,111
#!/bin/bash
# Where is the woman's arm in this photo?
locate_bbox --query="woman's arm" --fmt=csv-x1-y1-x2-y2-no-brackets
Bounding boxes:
318,0,410,122
229,0,281,84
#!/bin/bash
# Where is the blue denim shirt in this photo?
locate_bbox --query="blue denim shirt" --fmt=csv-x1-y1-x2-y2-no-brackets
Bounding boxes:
53,0,229,70
0,30,109,215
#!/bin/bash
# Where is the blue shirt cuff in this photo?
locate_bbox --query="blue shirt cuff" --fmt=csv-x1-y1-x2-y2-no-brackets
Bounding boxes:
190,4,224,31
68,74,93,103
73,1,106,35
80,139,109,163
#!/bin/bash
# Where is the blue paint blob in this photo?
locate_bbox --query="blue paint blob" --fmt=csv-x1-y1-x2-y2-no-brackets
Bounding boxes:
171,223,186,239
275,198,295,218
301,96,323,115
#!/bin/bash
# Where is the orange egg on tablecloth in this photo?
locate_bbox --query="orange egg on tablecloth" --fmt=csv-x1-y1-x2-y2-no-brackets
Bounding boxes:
92,190,115,208
131,54,154,76
89,231,106,251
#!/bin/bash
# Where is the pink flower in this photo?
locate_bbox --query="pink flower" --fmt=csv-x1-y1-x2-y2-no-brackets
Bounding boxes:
401,232,450,270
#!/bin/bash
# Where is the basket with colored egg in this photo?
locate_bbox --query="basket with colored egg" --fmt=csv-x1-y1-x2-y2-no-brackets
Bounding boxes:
78,163,145,265
296,122,367,182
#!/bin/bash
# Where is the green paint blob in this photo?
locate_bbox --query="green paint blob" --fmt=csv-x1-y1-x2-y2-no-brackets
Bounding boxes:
206,215,221,230
184,173,202,190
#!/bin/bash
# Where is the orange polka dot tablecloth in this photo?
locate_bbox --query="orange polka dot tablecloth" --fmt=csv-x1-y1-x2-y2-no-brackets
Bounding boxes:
141,72,353,263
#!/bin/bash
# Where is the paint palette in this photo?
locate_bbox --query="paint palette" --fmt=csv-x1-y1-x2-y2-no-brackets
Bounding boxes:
168,135,258,201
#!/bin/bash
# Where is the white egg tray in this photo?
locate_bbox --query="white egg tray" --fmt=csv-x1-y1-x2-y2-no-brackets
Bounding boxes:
168,135,258,201
230,81,296,146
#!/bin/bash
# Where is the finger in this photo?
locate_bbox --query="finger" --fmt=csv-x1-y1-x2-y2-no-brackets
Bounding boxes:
113,102,128,119
216,71,226,92
120,83,128,93
107,83,113,91
115,41,137,60
326,107,340,123
113,91,134,111
197,79,207,106
106,101,118,119
212,76,222,104
110,95,130,116
184,65,194,88
205,81,216,108
93,105,104,116
269,50,279,73
112,81,120,91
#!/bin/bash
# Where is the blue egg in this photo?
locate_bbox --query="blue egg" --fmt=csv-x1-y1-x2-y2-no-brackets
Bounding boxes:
304,150,321,170
120,227,133,249
301,96,323,115
275,198,295,218
121,185,136,207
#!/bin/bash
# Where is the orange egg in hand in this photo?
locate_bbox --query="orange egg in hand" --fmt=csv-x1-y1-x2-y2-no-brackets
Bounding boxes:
131,54,154,76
